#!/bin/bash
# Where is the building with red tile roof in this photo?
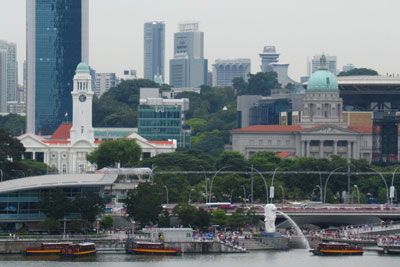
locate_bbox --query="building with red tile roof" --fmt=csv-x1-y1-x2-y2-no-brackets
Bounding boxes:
230,57,388,162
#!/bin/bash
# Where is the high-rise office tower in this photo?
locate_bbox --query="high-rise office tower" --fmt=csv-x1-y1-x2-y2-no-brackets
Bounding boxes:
311,54,337,75
26,0,89,135
0,50,7,113
144,21,165,83
169,22,208,88
0,40,18,106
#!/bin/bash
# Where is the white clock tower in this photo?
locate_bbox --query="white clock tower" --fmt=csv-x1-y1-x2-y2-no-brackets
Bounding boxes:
70,62,95,144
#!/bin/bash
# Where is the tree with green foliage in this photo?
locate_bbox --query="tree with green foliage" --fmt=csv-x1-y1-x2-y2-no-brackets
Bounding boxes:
246,207,259,226
70,219,91,232
338,68,378,76
216,151,247,171
0,114,26,136
238,72,280,96
40,217,61,233
191,130,226,157
195,208,211,230
232,77,248,92
87,138,142,169
0,128,25,162
173,202,198,227
228,210,245,228
211,209,227,228
101,215,114,230
125,182,163,227
38,188,73,220
158,210,171,228
73,191,105,223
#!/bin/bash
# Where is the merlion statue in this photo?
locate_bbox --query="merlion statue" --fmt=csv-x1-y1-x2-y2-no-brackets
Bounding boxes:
264,204,277,233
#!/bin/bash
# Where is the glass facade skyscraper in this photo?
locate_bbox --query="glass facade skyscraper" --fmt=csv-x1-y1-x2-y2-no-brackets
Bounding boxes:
26,0,89,135
144,22,165,83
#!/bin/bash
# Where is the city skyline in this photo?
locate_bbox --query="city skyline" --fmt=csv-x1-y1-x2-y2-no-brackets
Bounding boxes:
1,0,400,84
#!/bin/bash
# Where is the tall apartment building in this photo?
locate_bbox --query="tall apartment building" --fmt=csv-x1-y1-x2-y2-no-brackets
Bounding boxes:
26,0,89,135
212,59,251,87
0,50,7,113
144,22,165,82
138,88,190,148
311,54,337,75
0,40,18,108
169,22,208,88
94,73,117,96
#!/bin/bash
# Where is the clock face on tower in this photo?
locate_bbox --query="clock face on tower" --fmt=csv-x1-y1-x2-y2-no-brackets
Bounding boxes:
79,94,87,102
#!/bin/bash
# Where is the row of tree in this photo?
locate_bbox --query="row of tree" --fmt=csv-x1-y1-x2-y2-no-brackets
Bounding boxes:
37,188,108,233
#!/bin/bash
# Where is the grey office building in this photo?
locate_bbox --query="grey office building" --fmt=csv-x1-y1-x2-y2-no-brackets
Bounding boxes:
212,59,251,87
0,40,18,107
144,21,165,82
169,23,208,88
26,0,89,135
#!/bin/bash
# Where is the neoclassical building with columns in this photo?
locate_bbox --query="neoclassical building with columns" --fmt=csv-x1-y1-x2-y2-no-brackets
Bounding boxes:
18,63,176,174
231,56,377,161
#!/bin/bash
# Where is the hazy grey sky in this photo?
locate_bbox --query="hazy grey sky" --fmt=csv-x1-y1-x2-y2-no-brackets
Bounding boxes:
1,0,400,83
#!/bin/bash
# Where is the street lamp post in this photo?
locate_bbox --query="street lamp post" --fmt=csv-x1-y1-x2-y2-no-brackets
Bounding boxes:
0,169,3,182
324,166,347,203
316,166,323,203
164,185,169,204
279,185,284,203
199,166,209,203
270,167,280,203
353,185,360,204
251,165,254,204
241,185,247,206
188,189,194,203
368,167,389,204
208,166,230,203
316,185,323,203
390,167,399,205
247,166,269,204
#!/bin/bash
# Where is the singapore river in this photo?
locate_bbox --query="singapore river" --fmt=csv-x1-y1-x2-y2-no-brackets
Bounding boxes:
0,250,398,267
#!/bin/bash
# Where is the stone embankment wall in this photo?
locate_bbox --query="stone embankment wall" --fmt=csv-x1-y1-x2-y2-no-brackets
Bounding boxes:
165,241,244,253
258,236,289,250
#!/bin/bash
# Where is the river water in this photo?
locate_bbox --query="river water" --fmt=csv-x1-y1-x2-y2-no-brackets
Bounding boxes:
0,250,398,267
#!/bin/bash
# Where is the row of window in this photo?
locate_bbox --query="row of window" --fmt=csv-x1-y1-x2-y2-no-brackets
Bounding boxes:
249,139,291,146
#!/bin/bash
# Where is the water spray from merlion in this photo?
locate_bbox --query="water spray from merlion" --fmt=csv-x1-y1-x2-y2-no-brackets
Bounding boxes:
264,204,310,250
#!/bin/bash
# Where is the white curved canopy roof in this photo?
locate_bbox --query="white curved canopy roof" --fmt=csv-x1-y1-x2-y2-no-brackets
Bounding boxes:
0,172,119,194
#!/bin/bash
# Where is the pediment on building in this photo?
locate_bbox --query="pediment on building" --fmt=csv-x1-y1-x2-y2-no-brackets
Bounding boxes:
18,134,48,148
70,139,95,148
134,139,156,149
302,125,357,135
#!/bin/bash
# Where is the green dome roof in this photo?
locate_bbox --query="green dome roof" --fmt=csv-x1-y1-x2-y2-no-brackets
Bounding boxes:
307,69,338,91
76,62,89,72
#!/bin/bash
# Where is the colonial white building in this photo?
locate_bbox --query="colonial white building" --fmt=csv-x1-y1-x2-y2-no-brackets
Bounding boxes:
19,63,177,174
231,56,379,161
